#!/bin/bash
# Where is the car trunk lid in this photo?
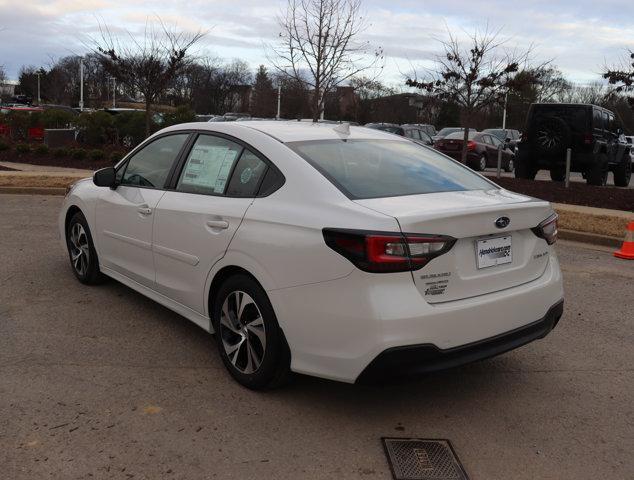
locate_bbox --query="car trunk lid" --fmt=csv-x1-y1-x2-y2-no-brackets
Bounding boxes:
355,189,554,303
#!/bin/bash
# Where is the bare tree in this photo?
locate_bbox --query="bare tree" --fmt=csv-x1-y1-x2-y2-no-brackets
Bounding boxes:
604,50,634,109
272,0,383,121
407,26,530,164
91,20,205,136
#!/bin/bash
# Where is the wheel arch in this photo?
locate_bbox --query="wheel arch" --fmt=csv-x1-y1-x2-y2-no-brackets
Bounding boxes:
207,265,262,320
64,205,83,236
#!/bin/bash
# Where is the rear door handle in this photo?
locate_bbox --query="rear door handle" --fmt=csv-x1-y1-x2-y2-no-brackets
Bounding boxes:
137,206,152,216
206,220,229,230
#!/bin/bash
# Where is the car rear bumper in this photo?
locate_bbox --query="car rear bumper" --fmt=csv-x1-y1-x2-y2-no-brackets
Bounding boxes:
268,252,564,383
356,299,563,383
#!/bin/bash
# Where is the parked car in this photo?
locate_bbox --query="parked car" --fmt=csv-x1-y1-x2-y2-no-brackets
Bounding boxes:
404,123,437,137
365,123,433,146
516,103,632,186
434,131,515,172
60,121,564,389
483,128,521,152
432,127,477,142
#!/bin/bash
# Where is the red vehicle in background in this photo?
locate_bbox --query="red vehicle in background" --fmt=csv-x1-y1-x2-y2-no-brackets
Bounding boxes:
434,131,516,172
0,106,45,140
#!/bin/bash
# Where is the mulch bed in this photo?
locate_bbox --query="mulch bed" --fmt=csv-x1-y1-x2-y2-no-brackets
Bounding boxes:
487,176,633,212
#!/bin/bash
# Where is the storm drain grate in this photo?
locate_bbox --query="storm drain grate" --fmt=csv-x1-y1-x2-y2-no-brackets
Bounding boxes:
382,438,469,480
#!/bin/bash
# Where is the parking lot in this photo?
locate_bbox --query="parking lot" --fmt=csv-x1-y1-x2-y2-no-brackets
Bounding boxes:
1,194,632,480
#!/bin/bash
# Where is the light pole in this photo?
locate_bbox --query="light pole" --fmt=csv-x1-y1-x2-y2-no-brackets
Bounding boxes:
36,70,42,104
79,57,84,112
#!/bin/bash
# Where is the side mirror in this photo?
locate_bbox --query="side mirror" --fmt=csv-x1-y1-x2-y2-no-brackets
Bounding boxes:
93,167,116,188
505,137,511,143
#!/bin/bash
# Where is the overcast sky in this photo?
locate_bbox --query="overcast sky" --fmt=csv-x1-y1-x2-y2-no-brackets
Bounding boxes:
1,0,633,86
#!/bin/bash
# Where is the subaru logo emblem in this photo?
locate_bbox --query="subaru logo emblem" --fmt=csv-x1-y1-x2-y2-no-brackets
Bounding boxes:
495,216,510,229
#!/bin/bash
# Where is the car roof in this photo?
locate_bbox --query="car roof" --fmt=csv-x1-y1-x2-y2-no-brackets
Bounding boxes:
162,120,404,143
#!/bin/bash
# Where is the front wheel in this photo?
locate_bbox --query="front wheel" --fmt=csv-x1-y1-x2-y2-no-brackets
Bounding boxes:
212,274,291,390
504,158,514,173
65,211,105,285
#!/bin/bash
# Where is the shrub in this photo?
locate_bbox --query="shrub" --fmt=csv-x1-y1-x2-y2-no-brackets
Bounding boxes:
0,140,9,152
34,144,50,155
41,109,76,129
110,151,124,163
90,149,105,161
70,148,87,160
53,148,69,158
162,106,196,128
113,111,147,147
15,143,31,154
76,111,115,146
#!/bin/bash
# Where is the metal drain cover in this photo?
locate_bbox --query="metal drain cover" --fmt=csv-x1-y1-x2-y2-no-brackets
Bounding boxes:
382,438,469,480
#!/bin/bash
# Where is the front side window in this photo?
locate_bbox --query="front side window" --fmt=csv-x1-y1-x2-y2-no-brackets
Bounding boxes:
121,134,189,188
288,139,495,199
176,135,243,195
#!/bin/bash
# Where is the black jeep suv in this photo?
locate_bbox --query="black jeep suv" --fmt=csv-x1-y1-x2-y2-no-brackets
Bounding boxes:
515,103,632,186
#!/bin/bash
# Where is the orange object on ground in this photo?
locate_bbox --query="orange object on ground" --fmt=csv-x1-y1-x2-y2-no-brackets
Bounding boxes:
614,221,634,260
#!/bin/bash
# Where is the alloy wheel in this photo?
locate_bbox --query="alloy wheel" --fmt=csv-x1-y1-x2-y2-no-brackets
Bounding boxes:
69,223,90,276
507,159,514,172
479,157,487,171
219,291,266,374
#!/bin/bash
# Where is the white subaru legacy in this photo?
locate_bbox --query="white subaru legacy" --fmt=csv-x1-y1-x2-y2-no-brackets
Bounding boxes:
59,121,564,389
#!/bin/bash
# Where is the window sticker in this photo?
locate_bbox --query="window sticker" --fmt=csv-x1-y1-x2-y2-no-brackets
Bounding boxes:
180,145,238,193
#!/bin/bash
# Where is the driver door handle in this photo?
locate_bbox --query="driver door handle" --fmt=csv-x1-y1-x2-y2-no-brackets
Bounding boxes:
137,206,152,216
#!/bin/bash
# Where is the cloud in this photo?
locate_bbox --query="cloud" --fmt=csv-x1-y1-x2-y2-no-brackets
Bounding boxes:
0,0,633,86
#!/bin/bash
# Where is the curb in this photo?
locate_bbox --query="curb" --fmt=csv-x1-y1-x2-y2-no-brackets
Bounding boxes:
557,229,622,249
0,186,66,196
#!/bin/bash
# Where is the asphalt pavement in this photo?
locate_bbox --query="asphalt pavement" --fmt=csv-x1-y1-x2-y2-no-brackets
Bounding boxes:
1,194,632,480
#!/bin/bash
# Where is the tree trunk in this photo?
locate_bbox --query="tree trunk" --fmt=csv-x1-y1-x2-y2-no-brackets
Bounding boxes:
460,124,470,165
311,87,321,122
144,97,152,138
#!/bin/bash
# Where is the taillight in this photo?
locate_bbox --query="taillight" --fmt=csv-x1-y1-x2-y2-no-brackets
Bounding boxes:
531,213,558,245
583,132,593,145
322,229,456,273
467,141,477,151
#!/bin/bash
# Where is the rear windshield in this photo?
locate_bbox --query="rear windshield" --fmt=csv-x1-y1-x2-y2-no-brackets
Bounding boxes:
445,131,477,140
437,127,461,136
287,139,496,199
531,105,589,130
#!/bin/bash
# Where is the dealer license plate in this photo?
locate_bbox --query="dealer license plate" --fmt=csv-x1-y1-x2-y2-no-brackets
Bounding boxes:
476,236,512,269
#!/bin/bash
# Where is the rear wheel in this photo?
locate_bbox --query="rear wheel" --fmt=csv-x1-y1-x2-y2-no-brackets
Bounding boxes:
514,150,537,179
504,158,514,173
212,274,291,390
613,156,632,187
586,154,608,186
477,155,487,172
65,211,105,285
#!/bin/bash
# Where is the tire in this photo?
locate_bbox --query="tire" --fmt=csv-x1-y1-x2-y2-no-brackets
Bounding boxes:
613,156,632,187
514,150,537,179
65,211,106,285
549,168,565,182
534,116,571,155
212,274,291,390
586,153,608,186
504,157,514,173
477,155,487,172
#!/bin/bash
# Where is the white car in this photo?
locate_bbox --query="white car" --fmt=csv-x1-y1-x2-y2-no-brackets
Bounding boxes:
59,121,564,389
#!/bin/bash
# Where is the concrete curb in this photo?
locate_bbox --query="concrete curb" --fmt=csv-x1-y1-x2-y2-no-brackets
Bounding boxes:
558,229,622,249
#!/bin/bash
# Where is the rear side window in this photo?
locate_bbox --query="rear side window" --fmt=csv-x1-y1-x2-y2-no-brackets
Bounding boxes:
120,134,189,188
288,139,495,199
225,150,268,197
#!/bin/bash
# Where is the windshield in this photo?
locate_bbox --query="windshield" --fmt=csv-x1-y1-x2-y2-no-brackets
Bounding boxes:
485,129,506,139
287,139,496,199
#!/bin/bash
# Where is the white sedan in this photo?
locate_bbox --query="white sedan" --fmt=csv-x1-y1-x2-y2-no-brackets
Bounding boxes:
59,121,564,389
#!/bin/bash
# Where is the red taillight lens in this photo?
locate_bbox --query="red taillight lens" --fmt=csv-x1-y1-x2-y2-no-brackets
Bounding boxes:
531,213,558,245
323,229,456,273
583,132,593,145
467,141,477,151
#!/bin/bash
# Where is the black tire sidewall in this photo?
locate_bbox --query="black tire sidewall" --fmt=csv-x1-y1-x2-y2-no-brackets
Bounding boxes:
212,274,290,390
66,211,102,284
613,157,632,187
